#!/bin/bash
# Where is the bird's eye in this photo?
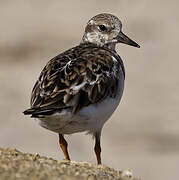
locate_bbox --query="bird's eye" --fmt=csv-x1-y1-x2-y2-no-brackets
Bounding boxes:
99,25,107,31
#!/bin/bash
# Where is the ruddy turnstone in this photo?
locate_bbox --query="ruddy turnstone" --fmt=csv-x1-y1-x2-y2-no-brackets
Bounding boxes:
24,13,140,164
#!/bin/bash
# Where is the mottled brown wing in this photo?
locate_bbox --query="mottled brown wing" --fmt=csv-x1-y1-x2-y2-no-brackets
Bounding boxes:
29,44,122,116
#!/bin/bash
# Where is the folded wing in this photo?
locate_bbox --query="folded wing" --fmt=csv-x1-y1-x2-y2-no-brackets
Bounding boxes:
24,44,123,117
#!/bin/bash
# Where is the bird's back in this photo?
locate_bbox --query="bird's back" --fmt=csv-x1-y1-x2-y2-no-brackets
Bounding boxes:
24,43,125,118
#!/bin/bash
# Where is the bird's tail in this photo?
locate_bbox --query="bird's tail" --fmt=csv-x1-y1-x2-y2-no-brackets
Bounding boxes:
23,106,71,118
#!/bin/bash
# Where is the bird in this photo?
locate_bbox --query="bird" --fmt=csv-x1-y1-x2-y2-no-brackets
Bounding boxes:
23,13,140,165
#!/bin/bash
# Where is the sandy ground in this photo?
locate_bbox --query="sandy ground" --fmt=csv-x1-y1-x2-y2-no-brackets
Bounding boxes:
0,148,139,180
0,1,179,180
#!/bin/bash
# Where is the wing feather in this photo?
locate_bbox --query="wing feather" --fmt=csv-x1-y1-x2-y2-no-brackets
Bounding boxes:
27,43,123,116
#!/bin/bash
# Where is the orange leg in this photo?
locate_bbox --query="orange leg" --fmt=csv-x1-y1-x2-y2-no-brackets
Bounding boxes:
59,134,70,160
94,133,102,165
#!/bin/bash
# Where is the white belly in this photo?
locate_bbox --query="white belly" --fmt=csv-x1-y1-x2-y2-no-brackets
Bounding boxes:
36,75,124,135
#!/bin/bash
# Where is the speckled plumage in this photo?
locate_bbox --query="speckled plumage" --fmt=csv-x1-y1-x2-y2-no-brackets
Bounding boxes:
24,13,140,164
29,43,124,116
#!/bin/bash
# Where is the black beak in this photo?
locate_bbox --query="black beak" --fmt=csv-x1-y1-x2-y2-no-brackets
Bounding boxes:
117,31,140,48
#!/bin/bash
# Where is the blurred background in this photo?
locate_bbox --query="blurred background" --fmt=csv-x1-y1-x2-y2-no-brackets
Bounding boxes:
0,0,178,179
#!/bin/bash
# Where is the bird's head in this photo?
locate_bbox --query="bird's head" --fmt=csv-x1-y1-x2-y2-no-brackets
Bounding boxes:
82,13,140,50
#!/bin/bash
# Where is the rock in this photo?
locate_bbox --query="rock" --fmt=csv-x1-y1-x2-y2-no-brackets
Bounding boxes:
0,148,140,180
